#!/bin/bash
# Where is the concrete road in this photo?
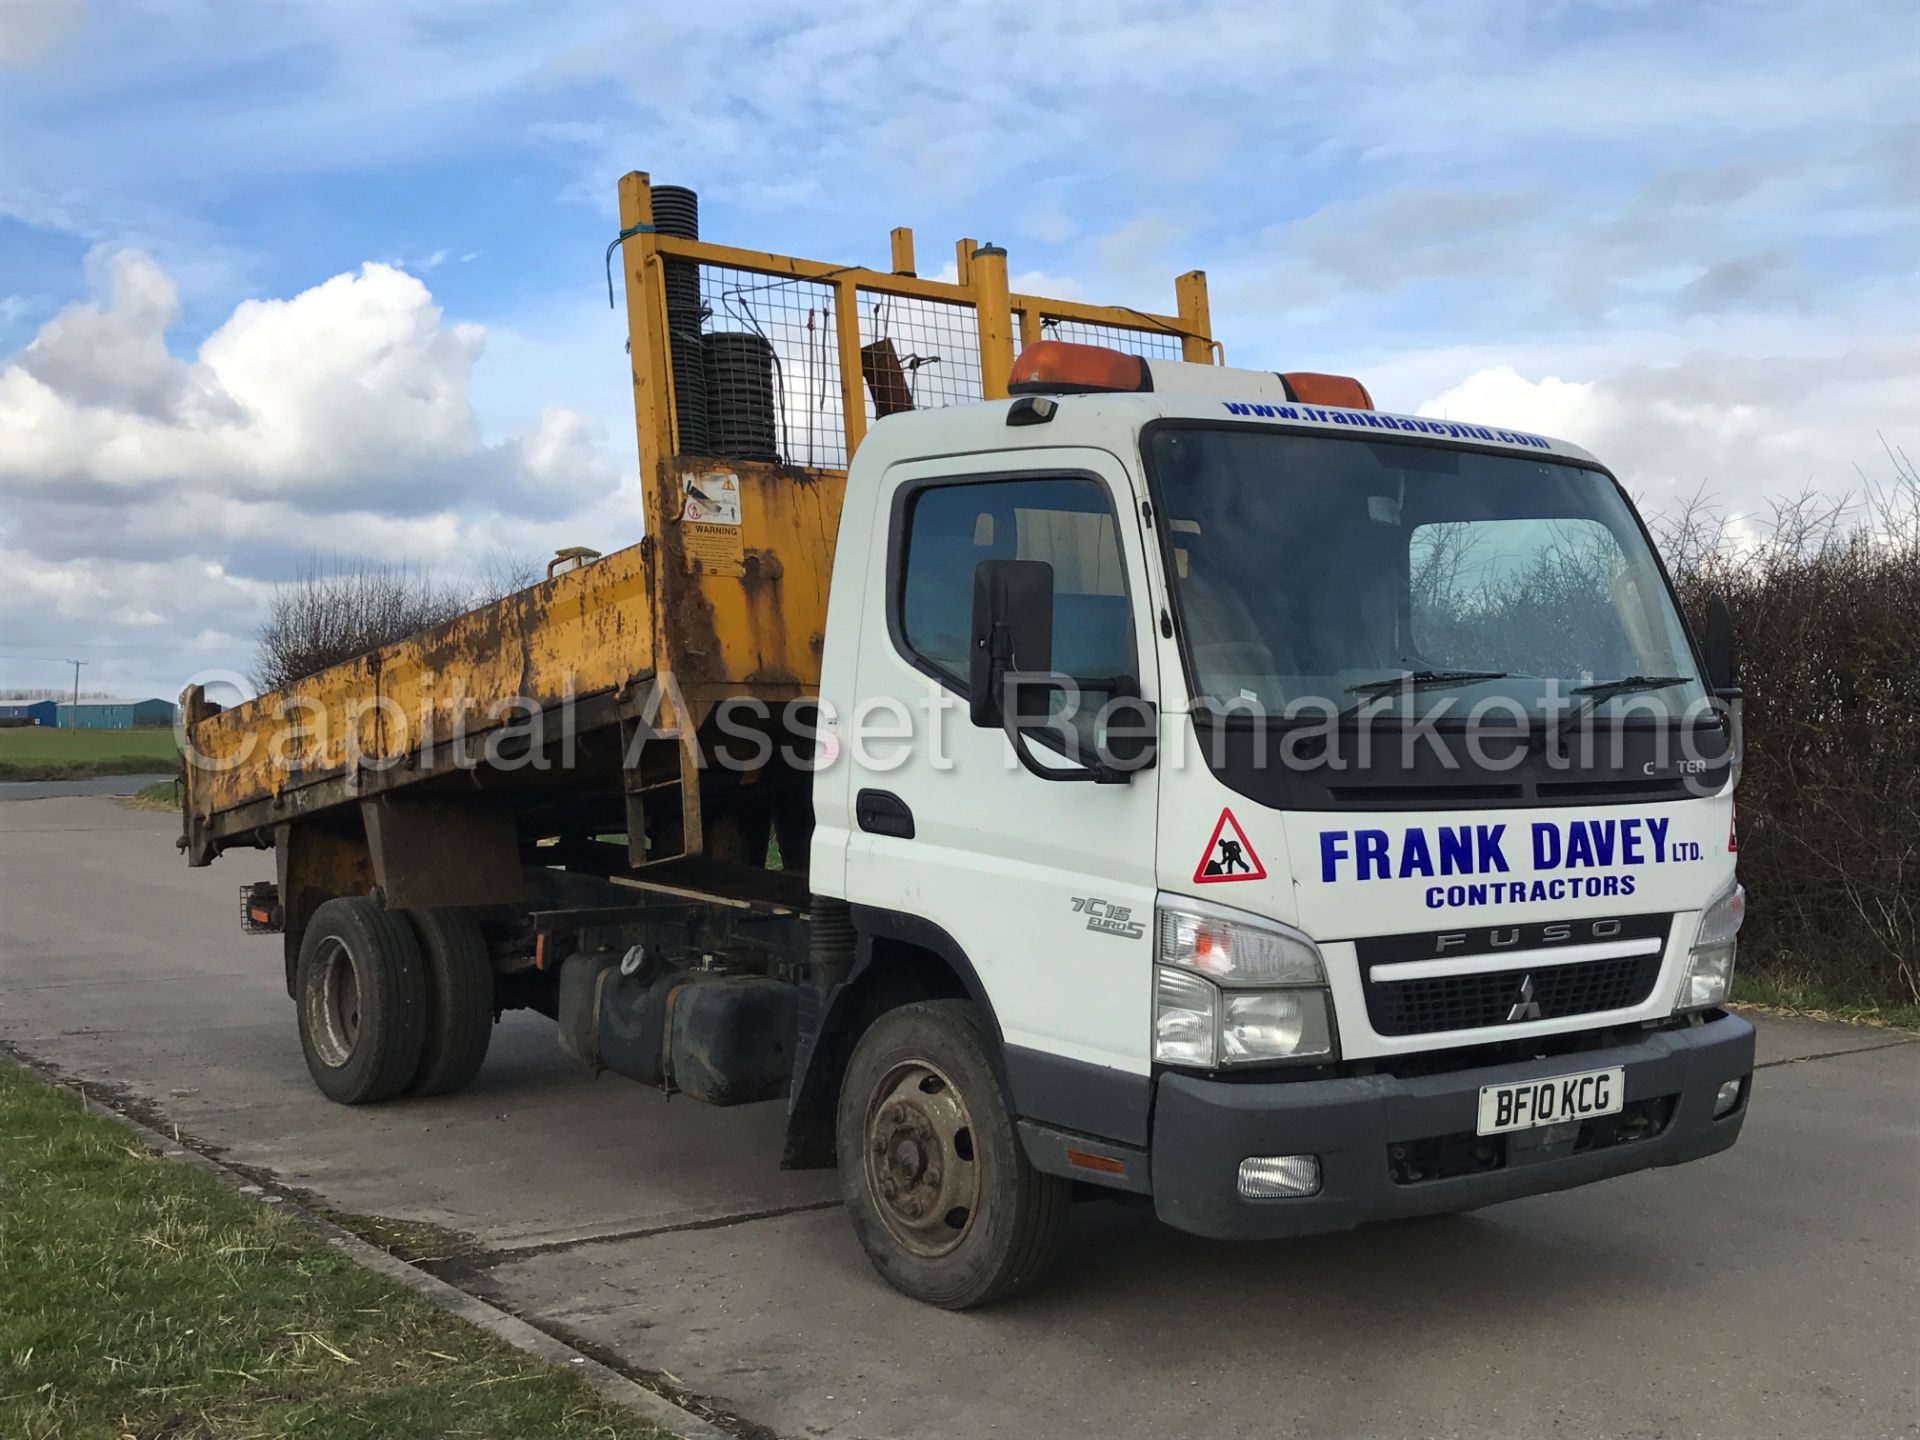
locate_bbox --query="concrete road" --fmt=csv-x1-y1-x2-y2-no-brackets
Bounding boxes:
3,797,1916,1440
0,772,173,801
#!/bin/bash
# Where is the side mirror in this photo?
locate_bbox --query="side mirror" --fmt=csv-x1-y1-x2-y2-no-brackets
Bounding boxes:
1704,591,1741,697
969,559,1054,728
970,557,1154,784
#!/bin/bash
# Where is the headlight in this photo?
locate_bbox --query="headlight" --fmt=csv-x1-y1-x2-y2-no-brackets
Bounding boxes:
1678,877,1744,1012
1222,989,1333,1062
1153,902,1336,1066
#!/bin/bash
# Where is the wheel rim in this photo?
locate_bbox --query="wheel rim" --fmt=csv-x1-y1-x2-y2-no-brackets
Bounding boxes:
306,936,362,1068
862,1058,981,1258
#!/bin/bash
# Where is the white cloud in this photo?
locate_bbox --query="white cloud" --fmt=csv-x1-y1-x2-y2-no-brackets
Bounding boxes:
12,250,217,420
1416,341,1920,520
0,250,625,697
1420,367,1608,448
0,249,616,514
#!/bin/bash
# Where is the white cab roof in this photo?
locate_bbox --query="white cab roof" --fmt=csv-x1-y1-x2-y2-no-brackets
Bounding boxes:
858,390,1604,472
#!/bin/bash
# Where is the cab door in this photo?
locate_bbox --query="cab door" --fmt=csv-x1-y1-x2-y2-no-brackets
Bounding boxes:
843,446,1163,1100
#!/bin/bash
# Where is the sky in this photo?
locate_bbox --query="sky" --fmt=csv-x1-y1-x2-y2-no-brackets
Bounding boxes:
0,0,1915,701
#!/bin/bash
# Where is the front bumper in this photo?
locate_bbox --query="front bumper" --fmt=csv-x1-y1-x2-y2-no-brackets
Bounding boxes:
1151,1010,1755,1240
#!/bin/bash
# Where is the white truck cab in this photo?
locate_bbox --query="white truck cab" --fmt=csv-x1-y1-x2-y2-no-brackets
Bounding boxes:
806,346,1752,1304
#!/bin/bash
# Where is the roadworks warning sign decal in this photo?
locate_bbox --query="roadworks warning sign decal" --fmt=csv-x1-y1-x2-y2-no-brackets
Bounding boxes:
1193,808,1266,884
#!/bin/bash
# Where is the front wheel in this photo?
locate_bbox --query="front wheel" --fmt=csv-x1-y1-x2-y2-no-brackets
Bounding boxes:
836,1000,1070,1309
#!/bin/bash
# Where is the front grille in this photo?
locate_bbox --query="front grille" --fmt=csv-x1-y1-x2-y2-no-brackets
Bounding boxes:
1367,952,1663,1036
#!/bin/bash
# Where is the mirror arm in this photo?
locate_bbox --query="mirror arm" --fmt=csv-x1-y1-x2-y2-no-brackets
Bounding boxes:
999,709,1109,784
983,618,1144,785
993,661,1130,784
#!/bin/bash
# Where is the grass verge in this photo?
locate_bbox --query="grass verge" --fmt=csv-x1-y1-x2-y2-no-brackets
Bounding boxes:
1732,970,1920,1032
0,1062,669,1440
0,726,180,781
121,780,181,812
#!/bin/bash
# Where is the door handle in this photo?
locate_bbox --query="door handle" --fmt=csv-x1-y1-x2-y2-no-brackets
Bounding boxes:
856,788,915,839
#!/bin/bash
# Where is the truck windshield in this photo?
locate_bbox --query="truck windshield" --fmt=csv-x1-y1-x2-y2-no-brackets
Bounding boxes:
1145,426,1705,722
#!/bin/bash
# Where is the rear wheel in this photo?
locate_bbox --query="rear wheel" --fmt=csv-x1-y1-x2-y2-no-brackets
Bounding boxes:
405,907,494,1096
296,897,427,1104
837,1000,1070,1309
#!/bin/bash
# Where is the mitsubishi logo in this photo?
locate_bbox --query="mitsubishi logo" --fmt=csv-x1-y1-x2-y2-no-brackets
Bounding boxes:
1506,974,1543,1023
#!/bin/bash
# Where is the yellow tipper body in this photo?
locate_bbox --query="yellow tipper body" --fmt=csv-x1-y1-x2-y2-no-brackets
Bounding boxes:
181,170,1212,861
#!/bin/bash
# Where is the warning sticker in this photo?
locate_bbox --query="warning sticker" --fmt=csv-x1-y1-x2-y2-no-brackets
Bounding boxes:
684,523,745,573
1193,808,1267,884
682,471,741,526
680,471,745,574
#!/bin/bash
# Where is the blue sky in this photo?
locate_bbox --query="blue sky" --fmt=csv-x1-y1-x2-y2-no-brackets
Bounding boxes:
1,0,1915,699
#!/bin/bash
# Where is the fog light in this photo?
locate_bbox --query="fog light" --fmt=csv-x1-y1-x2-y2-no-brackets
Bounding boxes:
1237,1154,1322,1199
1713,1077,1745,1118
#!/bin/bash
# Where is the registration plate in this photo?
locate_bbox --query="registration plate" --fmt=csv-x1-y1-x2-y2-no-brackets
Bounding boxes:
1476,1066,1625,1136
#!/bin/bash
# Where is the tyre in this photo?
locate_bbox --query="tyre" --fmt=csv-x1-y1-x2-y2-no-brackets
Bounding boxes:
836,999,1070,1309
295,896,427,1105
405,907,494,1096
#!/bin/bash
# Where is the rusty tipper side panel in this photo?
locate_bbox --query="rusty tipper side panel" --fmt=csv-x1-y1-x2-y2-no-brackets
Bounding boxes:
182,165,1208,876
182,544,659,853
182,455,847,864
654,456,845,709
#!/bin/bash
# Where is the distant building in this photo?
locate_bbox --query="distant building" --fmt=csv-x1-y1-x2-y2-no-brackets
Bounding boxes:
54,698,177,729
0,699,58,726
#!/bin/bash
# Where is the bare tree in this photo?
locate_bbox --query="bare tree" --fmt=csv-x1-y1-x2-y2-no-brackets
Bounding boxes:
473,547,543,600
252,556,474,692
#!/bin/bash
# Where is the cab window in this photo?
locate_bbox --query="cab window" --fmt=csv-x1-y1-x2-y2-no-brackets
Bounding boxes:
898,475,1134,693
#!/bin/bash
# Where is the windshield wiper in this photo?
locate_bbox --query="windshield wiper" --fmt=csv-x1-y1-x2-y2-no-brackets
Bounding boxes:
1337,669,1507,721
1563,674,1691,724
1347,668,1508,696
